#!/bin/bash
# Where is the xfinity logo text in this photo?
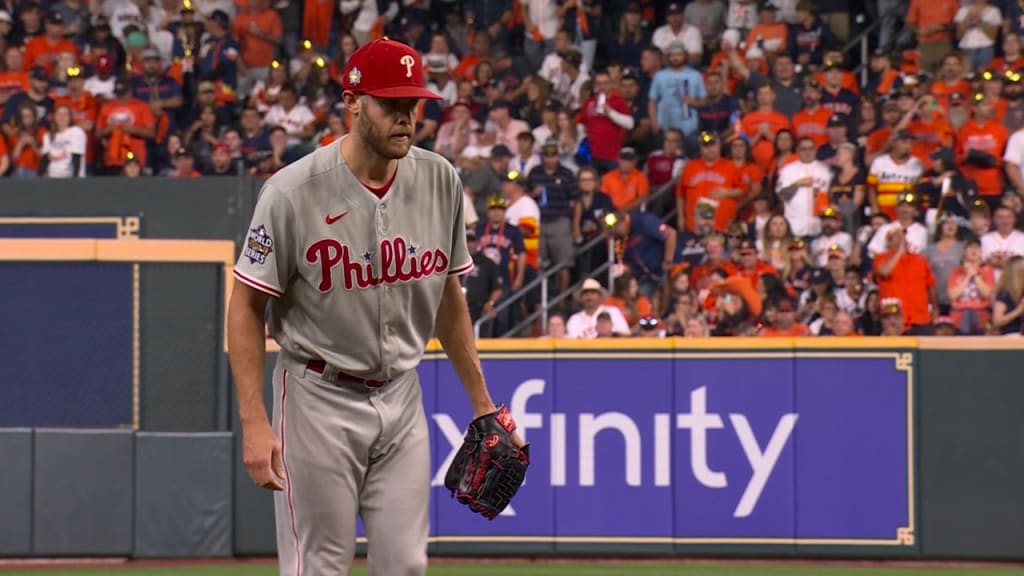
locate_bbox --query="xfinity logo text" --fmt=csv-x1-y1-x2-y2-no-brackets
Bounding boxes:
431,379,798,518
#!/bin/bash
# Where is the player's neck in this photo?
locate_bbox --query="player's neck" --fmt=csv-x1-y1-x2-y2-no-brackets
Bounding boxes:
341,135,398,185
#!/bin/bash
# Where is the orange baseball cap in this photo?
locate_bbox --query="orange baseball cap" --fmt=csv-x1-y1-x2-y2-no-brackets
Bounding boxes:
342,38,442,100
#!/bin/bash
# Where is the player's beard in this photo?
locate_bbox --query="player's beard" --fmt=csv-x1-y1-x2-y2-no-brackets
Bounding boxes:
357,109,412,160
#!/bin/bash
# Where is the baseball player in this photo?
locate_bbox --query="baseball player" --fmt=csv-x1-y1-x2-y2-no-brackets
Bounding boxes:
228,39,525,576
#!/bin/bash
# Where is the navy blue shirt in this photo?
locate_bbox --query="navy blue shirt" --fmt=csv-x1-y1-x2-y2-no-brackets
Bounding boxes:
624,211,671,285
197,33,240,89
132,76,183,132
674,229,706,270
1,92,54,126
579,190,615,239
527,163,580,221
821,87,859,131
698,95,740,135
475,219,527,285
790,19,833,65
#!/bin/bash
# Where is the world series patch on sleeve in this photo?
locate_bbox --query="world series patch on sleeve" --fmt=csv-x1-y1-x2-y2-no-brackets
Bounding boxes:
444,405,530,520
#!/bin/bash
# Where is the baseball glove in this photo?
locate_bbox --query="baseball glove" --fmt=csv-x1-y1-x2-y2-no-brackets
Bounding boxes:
444,405,530,520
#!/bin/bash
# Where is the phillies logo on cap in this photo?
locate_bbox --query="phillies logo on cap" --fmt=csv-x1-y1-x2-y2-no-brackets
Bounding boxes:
342,38,442,100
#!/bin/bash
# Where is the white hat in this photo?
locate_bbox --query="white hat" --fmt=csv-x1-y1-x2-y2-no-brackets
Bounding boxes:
460,145,482,159
575,278,608,300
0,10,12,23
722,29,741,49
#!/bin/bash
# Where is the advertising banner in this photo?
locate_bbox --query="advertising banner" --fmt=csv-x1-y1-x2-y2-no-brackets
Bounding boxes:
1,262,134,428
420,346,915,550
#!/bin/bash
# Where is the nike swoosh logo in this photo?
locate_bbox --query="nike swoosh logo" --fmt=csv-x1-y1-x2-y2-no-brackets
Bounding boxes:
325,211,349,225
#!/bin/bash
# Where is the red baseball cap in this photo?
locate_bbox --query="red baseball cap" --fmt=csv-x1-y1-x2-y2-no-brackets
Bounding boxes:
342,38,441,100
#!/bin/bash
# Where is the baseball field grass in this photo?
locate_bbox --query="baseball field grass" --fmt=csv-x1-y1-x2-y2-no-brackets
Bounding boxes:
1,564,1023,576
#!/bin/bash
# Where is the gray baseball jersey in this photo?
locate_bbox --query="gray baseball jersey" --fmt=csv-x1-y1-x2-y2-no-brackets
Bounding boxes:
234,140,473,576
234,141,474,379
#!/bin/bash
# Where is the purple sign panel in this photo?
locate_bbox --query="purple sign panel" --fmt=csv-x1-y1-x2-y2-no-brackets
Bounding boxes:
418,350,914,546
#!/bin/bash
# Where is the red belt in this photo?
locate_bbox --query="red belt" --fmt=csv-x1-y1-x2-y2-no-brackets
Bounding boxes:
306,360,389,388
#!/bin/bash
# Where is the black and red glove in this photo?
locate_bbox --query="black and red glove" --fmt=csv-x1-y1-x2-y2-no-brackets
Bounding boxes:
444,405,530,520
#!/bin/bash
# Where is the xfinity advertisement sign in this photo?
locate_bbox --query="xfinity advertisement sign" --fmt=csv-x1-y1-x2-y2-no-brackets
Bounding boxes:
417,350,915,547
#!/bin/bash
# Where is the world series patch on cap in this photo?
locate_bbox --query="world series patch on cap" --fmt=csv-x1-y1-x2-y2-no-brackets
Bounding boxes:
342,38,442,100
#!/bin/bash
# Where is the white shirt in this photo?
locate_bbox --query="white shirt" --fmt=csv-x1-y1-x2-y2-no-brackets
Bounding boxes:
264,103,316,147
955,5,1002,50
726,0,759,30
524,0,560,40
426,79,458,108
102,0,145,39
505,194,541,230
339,0,397,32
508,154,541,177
810,231,854,267
867,221,929,257
981,229,1024,262
84,76,115,100
567,305,631,338
463,191,479,229
42,126,87,178
652,24,704,55
1003,127,1024,187
777,159,832,237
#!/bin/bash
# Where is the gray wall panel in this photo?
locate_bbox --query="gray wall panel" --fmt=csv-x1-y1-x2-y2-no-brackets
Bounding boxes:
920,350,1024,560
0,429,33,555
33,429,134,555
0,177,259,242
139,264,222,432
134,433,233,557
231,353,279,556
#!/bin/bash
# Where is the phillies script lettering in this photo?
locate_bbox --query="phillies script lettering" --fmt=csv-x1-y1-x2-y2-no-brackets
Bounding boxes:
306,237,449,291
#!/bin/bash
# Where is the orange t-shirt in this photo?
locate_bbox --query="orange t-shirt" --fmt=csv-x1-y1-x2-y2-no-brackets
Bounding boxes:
956,119,1008,197
906,0,959,43
96,98,156,167
908,115,954,170
603,295,653,327
760,324,812,337
873,251,936,327
454,55,485,82
234,8,283,68
742,109,791,173
602,168,650,211
691,260,738,292
302,0,333,47
931,79,971,114
792,106,831,147
22,37,79,75
866,126,898,161
734,161,763,195
732,263,777,290
990,55,1024,74
677,157,744,232
7,126,46,172
708,52,739,95
744,23,790,60
0,70,29,95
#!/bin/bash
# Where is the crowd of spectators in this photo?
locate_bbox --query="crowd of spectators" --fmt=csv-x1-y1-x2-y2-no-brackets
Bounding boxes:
2,0,1024,338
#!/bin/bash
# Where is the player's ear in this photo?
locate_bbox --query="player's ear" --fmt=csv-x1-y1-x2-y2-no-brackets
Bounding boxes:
342,91,362,115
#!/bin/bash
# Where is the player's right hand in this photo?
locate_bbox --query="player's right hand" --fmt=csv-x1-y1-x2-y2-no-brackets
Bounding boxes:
242,420,285,491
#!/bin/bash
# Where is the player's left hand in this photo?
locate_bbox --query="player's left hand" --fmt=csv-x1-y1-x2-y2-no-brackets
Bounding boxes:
445,405,530,520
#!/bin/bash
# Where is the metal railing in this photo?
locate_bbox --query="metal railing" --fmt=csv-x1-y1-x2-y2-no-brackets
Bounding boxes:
844,15,883,87
473,175,680,338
